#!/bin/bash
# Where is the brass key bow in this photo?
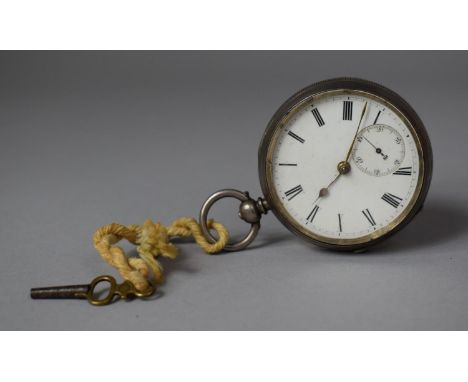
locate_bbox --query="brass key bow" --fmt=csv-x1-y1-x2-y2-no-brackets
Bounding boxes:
30,275,155,306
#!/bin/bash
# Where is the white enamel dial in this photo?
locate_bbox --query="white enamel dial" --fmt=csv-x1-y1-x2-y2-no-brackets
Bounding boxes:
270,91,421,242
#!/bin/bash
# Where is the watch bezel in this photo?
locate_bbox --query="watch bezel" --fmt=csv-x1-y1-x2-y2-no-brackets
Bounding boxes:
258,78,433,251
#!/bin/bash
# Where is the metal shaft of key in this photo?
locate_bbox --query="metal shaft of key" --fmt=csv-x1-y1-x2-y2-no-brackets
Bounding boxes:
30,284,90,299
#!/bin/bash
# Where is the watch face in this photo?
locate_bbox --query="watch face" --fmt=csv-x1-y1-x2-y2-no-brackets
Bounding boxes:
258,78,432,251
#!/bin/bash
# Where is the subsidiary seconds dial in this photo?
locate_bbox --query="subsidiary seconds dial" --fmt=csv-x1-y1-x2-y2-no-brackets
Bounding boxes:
352,124,406,177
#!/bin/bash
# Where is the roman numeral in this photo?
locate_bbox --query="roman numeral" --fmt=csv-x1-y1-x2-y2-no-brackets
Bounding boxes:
338,213,342,232
381,193,403,208
306,205,319,224
393,167,412,176
278,163,297,166
362,209,376,226
284,185,303,201
373,110,382,124
311,108,325,126
287,131,305,143
343,101,353,120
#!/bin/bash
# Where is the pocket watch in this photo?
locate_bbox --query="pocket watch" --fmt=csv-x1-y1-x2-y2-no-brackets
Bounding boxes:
30,77,434,305
200,78,433,252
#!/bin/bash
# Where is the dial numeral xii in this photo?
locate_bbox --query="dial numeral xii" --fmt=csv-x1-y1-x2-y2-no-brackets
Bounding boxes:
343,101,353,120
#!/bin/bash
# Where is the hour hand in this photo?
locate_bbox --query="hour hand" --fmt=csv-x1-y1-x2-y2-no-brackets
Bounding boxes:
312,171,341,205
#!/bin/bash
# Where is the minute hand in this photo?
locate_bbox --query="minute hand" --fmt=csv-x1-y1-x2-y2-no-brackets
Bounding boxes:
344,102,368,163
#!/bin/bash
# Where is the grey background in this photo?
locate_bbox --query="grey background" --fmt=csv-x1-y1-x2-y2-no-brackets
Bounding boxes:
1,51,467,330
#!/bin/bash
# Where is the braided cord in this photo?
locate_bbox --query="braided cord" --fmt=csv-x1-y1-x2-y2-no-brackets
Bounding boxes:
93,218,229,292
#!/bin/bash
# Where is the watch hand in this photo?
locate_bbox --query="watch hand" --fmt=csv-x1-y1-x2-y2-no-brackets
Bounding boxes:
312,172,341,205
344,102,368,163
363,135,377,149
362,136,388,159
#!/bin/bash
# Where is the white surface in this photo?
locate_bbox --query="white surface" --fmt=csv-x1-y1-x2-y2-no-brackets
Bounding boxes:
271,92,420,240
